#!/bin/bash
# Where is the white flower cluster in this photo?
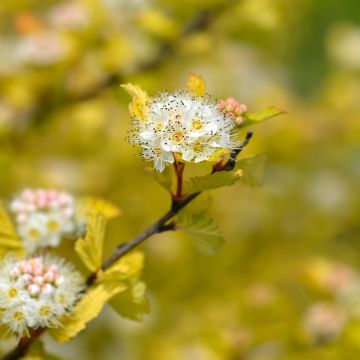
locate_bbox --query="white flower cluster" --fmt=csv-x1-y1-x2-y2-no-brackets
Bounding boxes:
0,255,83,337
10,189,77,252
129,91,237,172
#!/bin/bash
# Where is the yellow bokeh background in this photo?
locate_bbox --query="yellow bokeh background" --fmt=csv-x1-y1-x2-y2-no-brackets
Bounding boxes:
1,0,360,359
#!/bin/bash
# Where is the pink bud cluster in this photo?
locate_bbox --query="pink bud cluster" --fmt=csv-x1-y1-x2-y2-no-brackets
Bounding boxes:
11,189,74,225
10,257,64,298
218,97,247,125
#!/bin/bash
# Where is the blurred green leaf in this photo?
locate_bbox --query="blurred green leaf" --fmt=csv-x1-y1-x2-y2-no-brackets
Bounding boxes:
236,154,267,186
183,171,242,194
239,106,286,129
0,201,23,252
110,281,150,321
178,211,225,255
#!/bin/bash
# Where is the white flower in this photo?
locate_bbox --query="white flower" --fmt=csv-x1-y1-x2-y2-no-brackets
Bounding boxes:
10,189,78,252
129,91,238,172
0,255,83,338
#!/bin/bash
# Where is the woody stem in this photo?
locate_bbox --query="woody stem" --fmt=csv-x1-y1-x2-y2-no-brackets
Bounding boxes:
173,160,185,200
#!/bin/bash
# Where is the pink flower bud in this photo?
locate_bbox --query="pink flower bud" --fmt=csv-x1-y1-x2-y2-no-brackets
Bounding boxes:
33,266,43,276
63,207,73,218
17,213,28,224
47,190,57,201
236,104,247,113
28,284,41,297
24,264,33,274
37,197,47,208
21,274,33,284
10,268,20,278
42,283,54,295
225,103,233,112
44,271,55,283
22,189,36,202
235,116,244,125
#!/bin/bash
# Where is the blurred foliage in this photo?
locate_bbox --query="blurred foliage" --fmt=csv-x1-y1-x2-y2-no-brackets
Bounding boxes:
0,0,360,359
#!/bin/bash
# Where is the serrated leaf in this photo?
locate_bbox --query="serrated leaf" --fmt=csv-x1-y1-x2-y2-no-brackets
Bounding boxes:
145,166,172,191
99,251,145,284
239,106,286,129
184,192,212,214
75,213,107,272
235,154,267,186
78,197,121,219
110,281,150,321
187,73,206,97
49,282,126,343
0,201,23,251
183,171,242,194
178,212,225,255
121,83,150,119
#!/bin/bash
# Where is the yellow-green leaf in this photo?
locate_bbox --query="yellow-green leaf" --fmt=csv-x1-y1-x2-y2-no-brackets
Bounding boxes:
187,73,206,97
49,282,126,343
0,201,23,252
78,197,121,219
235,154,267,186
121,83,150,119
100,251,145,284
178,211,225,255
110,281,150,321
75,213,107,272
183,171,242,194
239,106,286,128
